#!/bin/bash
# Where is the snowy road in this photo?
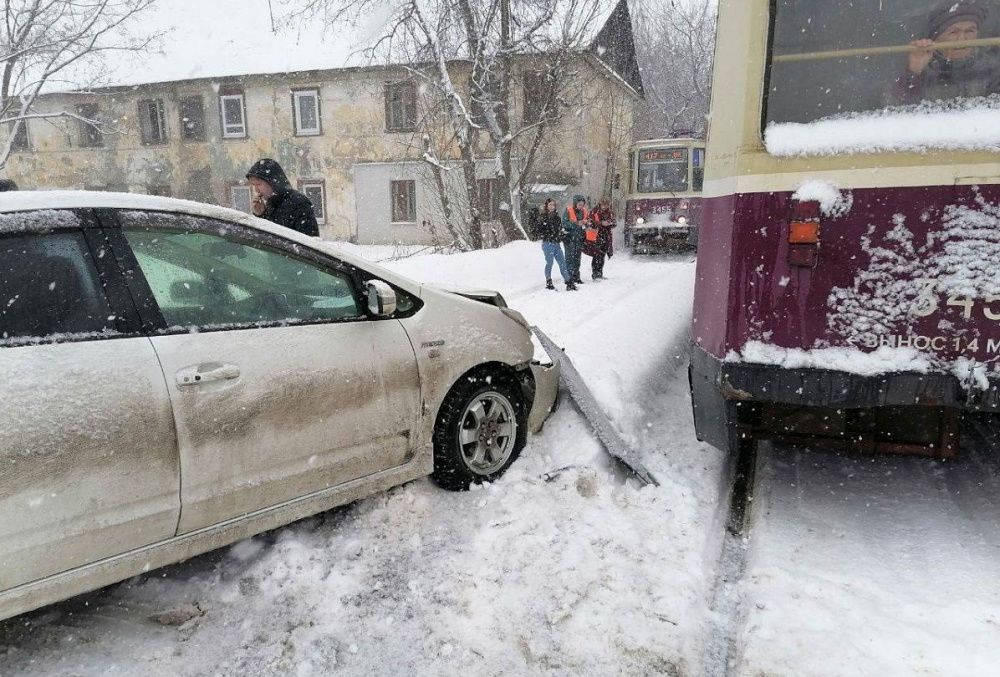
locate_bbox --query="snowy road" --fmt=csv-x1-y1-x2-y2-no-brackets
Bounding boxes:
734,441,1000,676
2,242,998,676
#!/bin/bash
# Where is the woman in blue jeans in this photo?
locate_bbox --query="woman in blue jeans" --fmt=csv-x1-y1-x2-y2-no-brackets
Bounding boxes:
538,198,575,290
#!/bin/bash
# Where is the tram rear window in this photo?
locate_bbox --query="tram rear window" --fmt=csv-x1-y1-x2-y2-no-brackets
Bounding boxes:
638,148,688,193
766,0,1000,126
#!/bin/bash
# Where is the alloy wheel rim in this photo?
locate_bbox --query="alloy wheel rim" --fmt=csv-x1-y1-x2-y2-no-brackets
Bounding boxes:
457,392,517,475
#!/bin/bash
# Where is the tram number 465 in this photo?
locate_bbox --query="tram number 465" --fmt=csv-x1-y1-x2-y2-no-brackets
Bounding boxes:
911,281,1000,321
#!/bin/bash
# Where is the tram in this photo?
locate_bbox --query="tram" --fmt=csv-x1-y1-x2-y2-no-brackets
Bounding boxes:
690,0,1000,457
624,138,705,253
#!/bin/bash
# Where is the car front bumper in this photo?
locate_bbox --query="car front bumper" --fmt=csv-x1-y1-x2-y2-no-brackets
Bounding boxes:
527,360,560,433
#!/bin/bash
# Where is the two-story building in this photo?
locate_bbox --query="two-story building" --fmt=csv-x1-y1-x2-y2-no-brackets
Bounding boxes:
3,0,642,244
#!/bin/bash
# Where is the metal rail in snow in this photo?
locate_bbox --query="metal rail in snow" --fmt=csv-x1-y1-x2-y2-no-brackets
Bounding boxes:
532,326,659,487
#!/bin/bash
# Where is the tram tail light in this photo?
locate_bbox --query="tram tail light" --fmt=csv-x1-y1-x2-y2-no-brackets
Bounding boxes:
788,221,820,244
787,200,821,267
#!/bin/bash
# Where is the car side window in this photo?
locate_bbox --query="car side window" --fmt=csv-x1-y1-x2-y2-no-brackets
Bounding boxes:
0,230,116,343
121,222,363,330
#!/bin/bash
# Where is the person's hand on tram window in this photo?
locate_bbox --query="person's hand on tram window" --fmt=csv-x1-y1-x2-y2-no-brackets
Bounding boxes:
907,38,936,74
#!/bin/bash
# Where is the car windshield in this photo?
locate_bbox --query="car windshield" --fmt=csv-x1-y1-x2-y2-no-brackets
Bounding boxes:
637,148,689,193
766,0,1000,154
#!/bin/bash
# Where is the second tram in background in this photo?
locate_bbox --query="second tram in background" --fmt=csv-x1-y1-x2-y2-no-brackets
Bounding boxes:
624,138,706,254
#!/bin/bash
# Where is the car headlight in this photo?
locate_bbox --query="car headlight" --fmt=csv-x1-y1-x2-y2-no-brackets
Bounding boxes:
636,217,645,225
677,216,688,224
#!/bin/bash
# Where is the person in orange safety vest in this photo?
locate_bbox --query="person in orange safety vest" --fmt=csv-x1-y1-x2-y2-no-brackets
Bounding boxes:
562,195,590,285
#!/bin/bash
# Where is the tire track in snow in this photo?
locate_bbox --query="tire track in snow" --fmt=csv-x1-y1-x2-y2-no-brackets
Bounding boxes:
697,441,762,677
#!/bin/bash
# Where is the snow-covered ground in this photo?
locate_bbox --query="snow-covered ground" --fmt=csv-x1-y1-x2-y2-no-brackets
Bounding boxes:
738,442,1000,677
2,242,999,676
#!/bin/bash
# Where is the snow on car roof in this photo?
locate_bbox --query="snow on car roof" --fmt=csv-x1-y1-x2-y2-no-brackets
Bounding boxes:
0,190,420,293
0,190,251,219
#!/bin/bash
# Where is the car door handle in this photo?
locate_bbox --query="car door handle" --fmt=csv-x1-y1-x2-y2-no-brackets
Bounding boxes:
176,362,241,387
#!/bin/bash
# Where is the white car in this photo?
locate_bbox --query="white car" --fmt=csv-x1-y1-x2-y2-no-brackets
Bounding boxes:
0,191,559,621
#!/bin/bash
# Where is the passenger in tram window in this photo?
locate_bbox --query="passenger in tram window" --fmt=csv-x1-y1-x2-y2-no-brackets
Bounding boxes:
889,0,1000,105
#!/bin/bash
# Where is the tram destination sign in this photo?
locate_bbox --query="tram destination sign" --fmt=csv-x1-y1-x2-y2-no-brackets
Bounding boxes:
640,149,687,163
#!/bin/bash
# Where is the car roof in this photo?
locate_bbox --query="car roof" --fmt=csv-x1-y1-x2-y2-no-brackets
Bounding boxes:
0,190,423,295
0,190,259,223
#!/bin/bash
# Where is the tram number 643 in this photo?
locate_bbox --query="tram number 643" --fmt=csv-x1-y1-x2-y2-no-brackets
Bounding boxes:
911,281,1000,321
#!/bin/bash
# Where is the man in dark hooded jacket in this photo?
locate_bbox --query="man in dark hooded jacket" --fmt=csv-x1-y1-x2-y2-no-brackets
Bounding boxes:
246,158,320,237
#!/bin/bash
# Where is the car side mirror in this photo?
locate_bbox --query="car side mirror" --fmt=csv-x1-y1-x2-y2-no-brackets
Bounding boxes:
367,280,397,317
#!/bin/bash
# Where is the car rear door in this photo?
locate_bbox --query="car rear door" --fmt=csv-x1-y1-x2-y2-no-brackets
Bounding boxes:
106,210,420,534
0,209,180,592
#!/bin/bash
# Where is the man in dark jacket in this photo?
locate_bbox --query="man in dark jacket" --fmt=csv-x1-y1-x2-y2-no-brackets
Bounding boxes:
246,158,320,237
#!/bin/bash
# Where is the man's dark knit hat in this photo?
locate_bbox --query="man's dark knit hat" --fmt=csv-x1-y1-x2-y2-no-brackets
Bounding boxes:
928,1,987,39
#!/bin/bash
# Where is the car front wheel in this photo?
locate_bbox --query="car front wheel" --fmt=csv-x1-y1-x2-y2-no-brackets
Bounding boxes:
432,371,527,491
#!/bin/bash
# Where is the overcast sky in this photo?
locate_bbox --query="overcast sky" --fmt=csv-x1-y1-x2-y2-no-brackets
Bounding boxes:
99,0,380,86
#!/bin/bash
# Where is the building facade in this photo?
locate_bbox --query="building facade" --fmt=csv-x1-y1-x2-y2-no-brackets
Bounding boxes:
3,5,642,244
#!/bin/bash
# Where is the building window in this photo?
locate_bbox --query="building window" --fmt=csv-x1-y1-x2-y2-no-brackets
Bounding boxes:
147,184,172,197
179,95,206,141
77,103,103,148
219,93,247,139
477,178,504,220
390,180,416,223
522,71,550,125
230,185,252,213
8,120,29,152
299,180,326,224
293,89,321,136
138,99,168,145
384,81,417,132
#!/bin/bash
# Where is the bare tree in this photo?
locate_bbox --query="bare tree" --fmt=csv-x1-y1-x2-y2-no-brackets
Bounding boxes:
281,0,605,250
633,0,716,139
1,0,160,171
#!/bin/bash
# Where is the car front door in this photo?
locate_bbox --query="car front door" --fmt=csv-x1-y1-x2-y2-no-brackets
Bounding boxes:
0,210,179,593
109,210,420,533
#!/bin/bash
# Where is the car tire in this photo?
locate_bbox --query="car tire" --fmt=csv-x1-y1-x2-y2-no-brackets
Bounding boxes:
431,370,527,491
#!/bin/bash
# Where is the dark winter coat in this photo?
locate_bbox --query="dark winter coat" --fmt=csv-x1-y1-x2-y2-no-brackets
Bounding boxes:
583,205,614,258
537,211,564,243
889,51,1000,105
246,158,320,237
